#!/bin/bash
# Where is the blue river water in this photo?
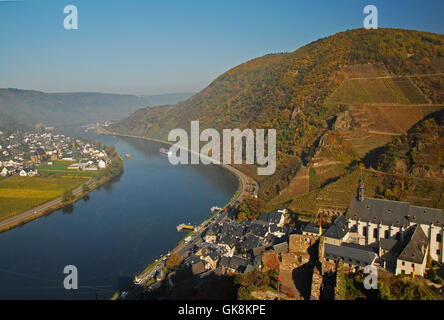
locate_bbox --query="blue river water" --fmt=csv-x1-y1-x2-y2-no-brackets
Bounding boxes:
0,134,238,299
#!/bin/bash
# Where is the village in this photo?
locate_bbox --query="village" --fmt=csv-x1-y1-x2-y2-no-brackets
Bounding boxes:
0,129,110,177
121,176,444,300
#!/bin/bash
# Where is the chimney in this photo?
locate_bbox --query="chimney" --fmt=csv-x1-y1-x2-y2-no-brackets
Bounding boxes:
357,175,365,202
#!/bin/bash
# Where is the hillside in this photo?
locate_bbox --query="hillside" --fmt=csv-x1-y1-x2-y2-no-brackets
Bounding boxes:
111,28,444,201
369,109,444,179
0,88,148,130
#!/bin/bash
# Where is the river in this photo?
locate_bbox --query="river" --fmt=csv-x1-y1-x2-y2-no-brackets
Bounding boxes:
0,134,238,299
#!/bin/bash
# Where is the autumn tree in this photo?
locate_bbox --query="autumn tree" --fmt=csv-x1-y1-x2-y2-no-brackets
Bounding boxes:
236,195,266,221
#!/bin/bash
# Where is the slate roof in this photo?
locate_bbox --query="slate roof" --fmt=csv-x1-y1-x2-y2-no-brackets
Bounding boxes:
273,242,289,254
247,222,268,238
241,220,252,228
324,243,377,267
229,256,249,272
398,224,429,264
303,221,320,234
207,251,219,261
268,211,284,224
346,197,444,228
205,227,217,236
220,222,244,239
269,224,285,233
239,235,261,251
218,256,230,268
257,211,284,224
219,235,238,248
324,214,348,239
379,238,398,252
183,254,202,266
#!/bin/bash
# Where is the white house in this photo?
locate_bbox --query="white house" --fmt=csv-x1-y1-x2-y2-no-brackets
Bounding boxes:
19,169,28,177
98,160,106,169
1,167,8,176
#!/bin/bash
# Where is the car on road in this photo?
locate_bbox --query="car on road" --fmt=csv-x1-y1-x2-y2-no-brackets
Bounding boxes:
120,291,128,299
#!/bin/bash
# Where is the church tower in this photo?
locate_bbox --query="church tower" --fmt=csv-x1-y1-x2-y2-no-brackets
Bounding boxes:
357,175,365,201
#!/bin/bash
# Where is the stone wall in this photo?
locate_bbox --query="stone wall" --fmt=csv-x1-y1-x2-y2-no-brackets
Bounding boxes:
309,266,322,300
289,234,318,253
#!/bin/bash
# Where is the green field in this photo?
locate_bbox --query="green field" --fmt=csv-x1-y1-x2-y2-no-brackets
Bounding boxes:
39,160,100,177
327,77,428,105
0,176,89,221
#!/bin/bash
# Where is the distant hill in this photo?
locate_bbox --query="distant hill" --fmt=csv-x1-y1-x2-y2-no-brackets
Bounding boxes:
111,28,444,200
0,88,148,130
142,92,195,107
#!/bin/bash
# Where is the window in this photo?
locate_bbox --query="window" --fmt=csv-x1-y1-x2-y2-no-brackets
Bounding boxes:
402,261,405,266
373,228,378,239
437,234,442,243
363,226,368,237
437,249,441,256
412,263,414,268
384,230,389,239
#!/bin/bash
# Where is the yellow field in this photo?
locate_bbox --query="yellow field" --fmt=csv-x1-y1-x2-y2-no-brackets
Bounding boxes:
0,189,61,199
0,176,89,221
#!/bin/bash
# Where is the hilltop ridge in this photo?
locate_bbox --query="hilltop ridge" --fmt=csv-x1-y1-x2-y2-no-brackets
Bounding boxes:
111,28,444,201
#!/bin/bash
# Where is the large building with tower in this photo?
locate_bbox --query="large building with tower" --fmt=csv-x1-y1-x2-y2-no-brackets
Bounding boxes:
318,176,443,276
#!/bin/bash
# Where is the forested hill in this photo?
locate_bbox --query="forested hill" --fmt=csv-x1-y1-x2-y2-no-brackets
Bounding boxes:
372,109,444,179
0,88,148,130
111,28,444,200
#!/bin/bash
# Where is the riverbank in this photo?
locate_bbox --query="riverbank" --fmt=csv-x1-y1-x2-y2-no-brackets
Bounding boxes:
100,129,255,300
110,181,240,300
0,156,124,233
97,127,256,203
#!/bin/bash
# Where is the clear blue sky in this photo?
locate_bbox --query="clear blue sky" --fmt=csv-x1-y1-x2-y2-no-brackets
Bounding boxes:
0,0,443,95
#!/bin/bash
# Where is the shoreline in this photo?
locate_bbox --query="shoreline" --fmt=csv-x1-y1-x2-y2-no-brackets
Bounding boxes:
100,128,257,300
97,128,256,204
0,158,124,234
